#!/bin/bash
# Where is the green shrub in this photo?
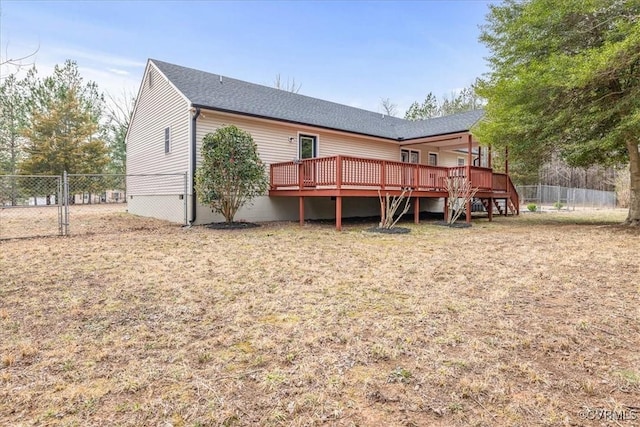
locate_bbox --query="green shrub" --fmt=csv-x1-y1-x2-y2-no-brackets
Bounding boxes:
195,125,268,223
527,203,537,212
553,201,564,210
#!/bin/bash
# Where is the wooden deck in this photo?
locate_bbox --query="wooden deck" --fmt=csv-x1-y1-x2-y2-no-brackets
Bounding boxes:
269,155,519,230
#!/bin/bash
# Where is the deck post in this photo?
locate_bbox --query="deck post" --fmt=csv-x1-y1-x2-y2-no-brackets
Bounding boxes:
336,155,342,189
465,199,471,224
298,161,304,189
381,161,386,190
467,134,473,170
336,196,342,231
414,197,420,224
444,197,449,222
299,196,304,226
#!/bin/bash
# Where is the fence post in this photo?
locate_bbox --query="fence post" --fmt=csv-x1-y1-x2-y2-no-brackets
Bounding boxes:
63,171,69,236
58,175,63,236
537,183,541,207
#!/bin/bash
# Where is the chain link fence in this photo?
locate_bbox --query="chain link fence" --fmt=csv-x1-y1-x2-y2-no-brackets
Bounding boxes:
1,173,187,239
516,184,617,210
0,175,63,239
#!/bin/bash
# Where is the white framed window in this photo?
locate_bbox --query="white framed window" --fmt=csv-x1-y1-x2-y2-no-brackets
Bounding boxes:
401,149,420,164
428,152,438,166
148,69,154,89
298,134,318,159
164,127,171,154
457,157,466,166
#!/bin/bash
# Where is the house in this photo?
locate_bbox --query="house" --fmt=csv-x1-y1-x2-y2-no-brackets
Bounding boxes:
126,59,518,229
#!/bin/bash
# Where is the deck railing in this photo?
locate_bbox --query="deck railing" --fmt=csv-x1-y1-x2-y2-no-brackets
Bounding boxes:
270,155,509,194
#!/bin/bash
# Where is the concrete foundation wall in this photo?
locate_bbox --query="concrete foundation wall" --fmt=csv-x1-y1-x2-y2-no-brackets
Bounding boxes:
192,196,385,225
127,195,187,224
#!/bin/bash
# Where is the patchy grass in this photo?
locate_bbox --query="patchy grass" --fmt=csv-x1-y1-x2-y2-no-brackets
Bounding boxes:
1,209,639,426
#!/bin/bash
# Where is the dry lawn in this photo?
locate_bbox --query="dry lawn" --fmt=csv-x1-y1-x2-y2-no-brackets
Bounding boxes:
1,209,639,426
0,204,132,239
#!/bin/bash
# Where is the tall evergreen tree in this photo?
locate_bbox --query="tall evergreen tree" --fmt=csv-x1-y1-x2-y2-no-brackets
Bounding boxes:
404,92,440,120
20,61,109,176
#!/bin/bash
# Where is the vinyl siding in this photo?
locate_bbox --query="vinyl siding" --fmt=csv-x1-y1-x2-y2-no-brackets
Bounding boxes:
195,112,400,169
192,111,401,224
126,64,190,195
438,150,472,167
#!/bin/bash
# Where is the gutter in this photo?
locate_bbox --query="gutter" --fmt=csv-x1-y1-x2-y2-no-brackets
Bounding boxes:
189,106,201,225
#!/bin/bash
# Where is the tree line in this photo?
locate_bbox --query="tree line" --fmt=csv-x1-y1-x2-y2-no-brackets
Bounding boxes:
0,60,132,205
0,60,130,177
380,85,484,120
476,0,639,224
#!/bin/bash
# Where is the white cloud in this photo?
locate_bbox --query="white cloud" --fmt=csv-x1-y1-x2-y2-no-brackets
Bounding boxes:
108,68,130,76
51,47,146,68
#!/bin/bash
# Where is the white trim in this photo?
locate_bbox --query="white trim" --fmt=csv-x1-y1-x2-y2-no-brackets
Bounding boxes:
149,60,191,105
297,132,320,159
125,60,191,146
428,152,438,166
400,148,420,164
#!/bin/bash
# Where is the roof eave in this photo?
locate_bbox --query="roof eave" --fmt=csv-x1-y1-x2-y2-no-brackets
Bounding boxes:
397,130,473,145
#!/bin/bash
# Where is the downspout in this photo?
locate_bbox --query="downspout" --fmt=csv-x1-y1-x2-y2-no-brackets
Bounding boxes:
189,106,201,225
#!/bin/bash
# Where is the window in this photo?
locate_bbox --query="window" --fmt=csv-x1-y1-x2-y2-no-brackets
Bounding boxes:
428,153,438,166
457,157,466,166
148,70,154,89
401,149,420,164
299,134,317,159
164,127,171,153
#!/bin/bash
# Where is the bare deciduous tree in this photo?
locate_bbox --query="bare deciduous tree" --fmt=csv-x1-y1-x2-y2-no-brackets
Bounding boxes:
380,98,397,117
1,44,40,78
615,164,631,208
274,73,301,93
104,91,135,174
378,189,412,229
444,176,478,225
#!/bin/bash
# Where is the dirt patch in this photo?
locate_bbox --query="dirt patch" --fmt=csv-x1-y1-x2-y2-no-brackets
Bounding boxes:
1,209,638,426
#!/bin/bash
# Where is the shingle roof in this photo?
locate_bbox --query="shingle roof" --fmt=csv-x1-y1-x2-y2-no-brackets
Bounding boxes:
150,59,484,141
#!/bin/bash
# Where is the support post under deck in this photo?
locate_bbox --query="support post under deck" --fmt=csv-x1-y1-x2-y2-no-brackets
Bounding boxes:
444,197,449,223
299,196,304,226
336,196,342,231
414,197,420,224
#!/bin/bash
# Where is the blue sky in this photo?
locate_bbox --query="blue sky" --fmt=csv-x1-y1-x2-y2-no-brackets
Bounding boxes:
1,0,494,115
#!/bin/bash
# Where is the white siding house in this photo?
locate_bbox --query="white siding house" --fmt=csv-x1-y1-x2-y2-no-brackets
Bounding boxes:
126,59,493,225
